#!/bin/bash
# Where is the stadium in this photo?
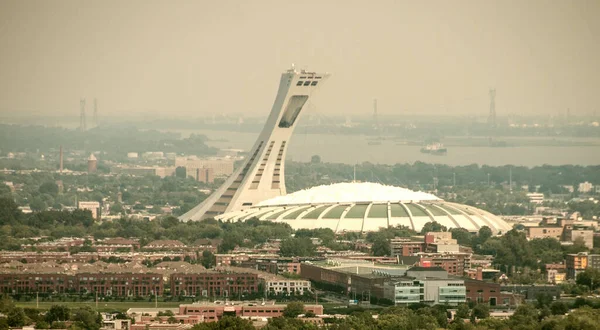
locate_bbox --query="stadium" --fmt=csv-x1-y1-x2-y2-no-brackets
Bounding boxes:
215,182,512,234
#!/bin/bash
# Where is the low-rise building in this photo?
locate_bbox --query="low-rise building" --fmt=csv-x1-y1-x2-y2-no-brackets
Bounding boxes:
170,272,259,297
464,279,517,306
177,301,323,322
265,279,311,295
0,272,164,296
563,228,594,249
566,252,600,279
525,226,564,240
383,267,466,306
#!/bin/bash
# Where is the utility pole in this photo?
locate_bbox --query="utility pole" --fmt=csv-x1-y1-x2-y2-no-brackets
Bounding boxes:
488,89,496,128
509,167,513,193
93,98,98,127
79,98,87,132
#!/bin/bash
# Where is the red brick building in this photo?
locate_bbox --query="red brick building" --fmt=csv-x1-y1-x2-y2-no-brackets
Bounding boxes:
417,252,471,276
178,302,323,322
0,272,163,296
170,272,258,297
464,279,517,306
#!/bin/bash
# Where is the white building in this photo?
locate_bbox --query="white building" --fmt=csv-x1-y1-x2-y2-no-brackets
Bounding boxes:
265,279,311,295
578,181,594,193
78,201,101,219
175,157,234,178
526,193,545,204
383,268,466,306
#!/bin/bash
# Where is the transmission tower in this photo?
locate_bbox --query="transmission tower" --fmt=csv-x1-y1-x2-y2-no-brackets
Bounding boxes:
488,89,496,128
93,98,98,127
373,98,379,130
79,98,87,132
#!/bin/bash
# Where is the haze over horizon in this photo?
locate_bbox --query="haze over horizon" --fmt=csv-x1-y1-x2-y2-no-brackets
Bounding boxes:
1,0,599,118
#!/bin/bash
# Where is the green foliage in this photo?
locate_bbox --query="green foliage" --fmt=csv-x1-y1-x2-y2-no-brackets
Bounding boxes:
7,308,27,327
34,320,50,329
154,309,174,316
264,317,318,330
280,238,316,257
200,250,215,269
70,307,101,330
191,316,254,330
38,182,59,196
455,304,470,320
576,268,600,290
421,222,447,234
282,302,305,318
451,228,473,246
507,304,539,330
371,237,391,256
550,301,569,315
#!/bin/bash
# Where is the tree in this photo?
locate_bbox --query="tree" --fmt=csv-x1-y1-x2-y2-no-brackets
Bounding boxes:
471,303,490,322
30,197,47,212
279,238,315,257
39,182,59,196
450,228,472,247
71,307,101,330
507,304,539,330
201,250,215,269
0,296,16,313
157,310,174,317
310,155,321,164
477,226,493,243
34,320,50,329
576,268,600,290
455,304,470,320
175,166,187,178
264,317,318,330
191,316,254,330
550,301,569,315
282,302,305,318
0,197,21,225
371,237,390,256
7,308,26,327
420,222,447,234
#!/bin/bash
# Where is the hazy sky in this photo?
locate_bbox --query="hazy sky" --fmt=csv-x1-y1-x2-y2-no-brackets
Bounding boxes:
1,0,599,118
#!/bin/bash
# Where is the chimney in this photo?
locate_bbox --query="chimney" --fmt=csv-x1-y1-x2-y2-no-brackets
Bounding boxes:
59,146,63,172
476,267,483,281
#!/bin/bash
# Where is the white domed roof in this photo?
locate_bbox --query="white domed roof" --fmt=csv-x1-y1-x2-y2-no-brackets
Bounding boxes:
217,182,512,234
258,182,440,206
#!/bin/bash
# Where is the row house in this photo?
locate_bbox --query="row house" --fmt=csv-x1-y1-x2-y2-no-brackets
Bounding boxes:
265,279,311,295
0,272,164,296
170,273,258,297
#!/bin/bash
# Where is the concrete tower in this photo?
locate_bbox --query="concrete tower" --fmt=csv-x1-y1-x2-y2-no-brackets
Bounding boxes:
87,153,97,173
180,66,331,221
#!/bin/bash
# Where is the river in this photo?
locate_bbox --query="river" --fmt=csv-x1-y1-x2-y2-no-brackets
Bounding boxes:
167,129,600,167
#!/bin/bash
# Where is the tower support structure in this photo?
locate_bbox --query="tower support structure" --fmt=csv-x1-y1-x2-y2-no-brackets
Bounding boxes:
180,66,331,221
80,98,87,132
488,89,496,128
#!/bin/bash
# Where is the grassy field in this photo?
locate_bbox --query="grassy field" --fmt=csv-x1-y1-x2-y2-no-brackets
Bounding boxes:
15,301,183,311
